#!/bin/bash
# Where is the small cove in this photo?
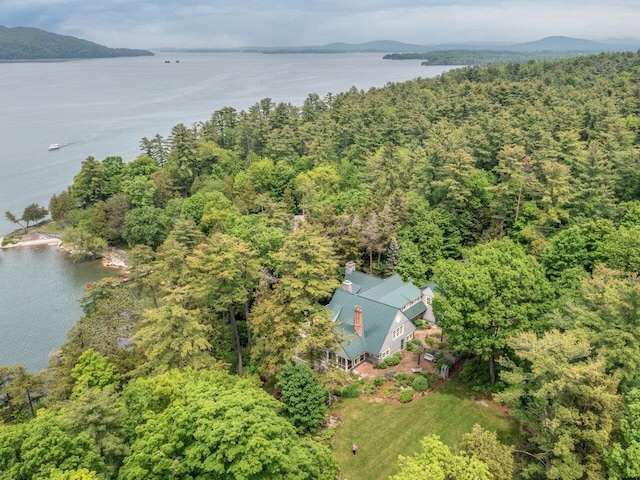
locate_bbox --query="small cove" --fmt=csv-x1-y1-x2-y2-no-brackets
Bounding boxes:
0,246,118,371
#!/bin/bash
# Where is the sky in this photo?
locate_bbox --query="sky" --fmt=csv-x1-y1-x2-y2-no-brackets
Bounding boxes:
1,0,639,49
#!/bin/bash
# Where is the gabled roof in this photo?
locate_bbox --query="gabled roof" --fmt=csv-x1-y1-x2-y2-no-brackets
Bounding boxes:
344,271,385,294
358,274,422,309
403,302,427,320
329,271,423,360
422,282,437,292
328,289,403,360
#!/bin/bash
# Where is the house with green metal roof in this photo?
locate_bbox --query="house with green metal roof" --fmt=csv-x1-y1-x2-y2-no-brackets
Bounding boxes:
328,261,434,371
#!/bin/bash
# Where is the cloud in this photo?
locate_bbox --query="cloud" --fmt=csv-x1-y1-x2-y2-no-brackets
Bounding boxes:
1,0,639,48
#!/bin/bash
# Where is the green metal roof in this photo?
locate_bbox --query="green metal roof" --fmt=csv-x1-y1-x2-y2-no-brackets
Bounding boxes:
423,282,437,292
329,271,427,360
403,302,427,320
344,271,385,294
329,288,401,360
359,275,422,309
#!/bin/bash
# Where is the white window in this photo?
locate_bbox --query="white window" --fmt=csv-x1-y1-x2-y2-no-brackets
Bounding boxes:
402,298,421,311
426,297,432,305
392,324,405,340
338,356,347,369
406,332,414,342
380,349,390,360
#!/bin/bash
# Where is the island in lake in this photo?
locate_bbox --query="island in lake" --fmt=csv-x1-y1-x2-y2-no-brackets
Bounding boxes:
0,25,153,60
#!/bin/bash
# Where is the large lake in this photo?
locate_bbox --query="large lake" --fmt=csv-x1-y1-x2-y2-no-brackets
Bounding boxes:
0,52,453,370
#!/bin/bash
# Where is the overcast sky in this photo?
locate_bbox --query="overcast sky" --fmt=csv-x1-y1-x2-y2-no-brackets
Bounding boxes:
1,0,639,49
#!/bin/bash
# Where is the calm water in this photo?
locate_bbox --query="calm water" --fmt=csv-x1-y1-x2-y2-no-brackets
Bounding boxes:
0,247,116,370
0,52,452,370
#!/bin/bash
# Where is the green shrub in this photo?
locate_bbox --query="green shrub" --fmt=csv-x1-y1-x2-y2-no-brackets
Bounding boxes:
407,338,423,354
394,373,414,388
436,357,454,371
413,319,425,329
459,357,505,392
363,383,376,395
276,363,329,434
399,390,414,403
418,370,436,387
314,425,336,443
375,361,389,369
412,376,429,393
340,383,361,398
373,376,386,387
424,336,437,346
380,385,398,398
385,353,402,367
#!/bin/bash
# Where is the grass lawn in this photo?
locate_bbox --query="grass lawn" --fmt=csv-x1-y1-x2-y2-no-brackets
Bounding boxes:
330,376,518,480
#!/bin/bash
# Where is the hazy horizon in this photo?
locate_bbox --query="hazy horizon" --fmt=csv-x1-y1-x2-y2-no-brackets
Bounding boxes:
1,1,639,50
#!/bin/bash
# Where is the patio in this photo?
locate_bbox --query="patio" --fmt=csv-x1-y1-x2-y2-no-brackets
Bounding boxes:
352,324,444,378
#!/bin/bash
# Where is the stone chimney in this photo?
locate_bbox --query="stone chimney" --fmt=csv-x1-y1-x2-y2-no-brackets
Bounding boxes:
345,261,356,276
342,280,353,293
354,305,363,336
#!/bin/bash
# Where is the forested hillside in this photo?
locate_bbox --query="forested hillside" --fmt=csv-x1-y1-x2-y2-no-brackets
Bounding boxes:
383,49,588,65
2,52,640,479
0,26,153,60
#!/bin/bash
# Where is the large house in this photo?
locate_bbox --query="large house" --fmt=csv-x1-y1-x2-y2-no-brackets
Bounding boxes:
328,262,435,372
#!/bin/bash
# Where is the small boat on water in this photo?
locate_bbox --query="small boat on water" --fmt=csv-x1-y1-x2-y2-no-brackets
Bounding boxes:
48,143,61,151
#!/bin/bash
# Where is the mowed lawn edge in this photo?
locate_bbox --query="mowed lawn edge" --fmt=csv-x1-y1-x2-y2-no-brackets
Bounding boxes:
329,376,519,480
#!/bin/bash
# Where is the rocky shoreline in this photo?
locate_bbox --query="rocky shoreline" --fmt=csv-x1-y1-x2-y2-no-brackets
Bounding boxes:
0,230,62,249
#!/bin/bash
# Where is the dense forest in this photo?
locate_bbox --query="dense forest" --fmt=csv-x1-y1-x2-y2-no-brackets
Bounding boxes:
383,50,590,65
2,51,640,479
0,26,153,60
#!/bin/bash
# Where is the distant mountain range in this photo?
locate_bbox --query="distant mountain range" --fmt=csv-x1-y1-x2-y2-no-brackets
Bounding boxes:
0,26,153,60
3,26,638,61
161,36,640,55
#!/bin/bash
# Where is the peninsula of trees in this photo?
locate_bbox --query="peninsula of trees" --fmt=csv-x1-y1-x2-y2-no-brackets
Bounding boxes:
1,51,640,479
383,50,589,65
0,26,153,60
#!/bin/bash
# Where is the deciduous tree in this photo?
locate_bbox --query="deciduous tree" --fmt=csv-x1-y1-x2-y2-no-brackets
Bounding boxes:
606,388,640,480
118,369,338,479
432,238,551,384
391,434,491,480
460,424,514,480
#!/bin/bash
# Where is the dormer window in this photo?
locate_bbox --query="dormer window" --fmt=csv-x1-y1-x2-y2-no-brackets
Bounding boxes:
401,298,421,311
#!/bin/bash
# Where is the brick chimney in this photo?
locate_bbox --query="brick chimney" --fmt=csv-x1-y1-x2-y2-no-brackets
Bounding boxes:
345,261,356,276
354,305,363,336
342,280,353,293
